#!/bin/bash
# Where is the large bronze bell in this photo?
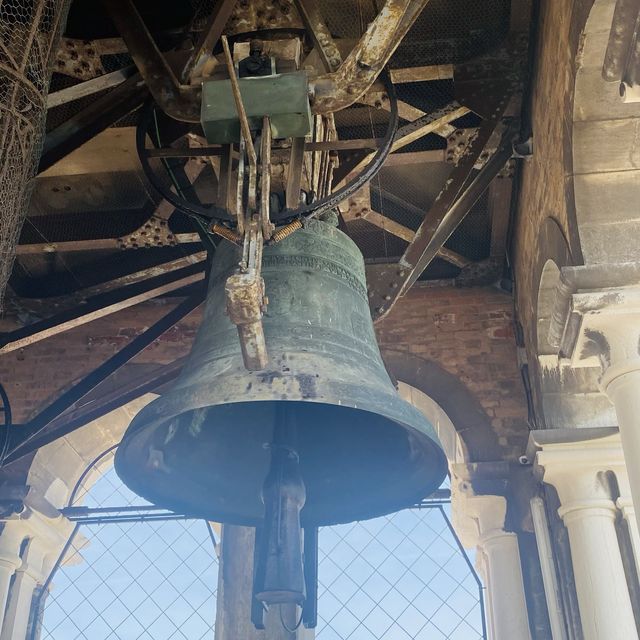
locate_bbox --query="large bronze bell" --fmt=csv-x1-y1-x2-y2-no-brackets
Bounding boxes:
115,218,446,528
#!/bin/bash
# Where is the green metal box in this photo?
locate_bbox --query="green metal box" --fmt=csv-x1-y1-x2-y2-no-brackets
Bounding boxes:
200,71,312,143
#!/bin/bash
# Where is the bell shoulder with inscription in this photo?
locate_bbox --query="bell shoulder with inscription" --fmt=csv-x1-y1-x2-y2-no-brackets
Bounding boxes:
115,218,447,526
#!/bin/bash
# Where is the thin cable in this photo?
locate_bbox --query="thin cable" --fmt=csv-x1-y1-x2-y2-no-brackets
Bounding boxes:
136,71,399,228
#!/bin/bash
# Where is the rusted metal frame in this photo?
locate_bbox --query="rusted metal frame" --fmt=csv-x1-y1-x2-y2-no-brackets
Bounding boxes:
311,0,431,113
294,0,342,72
353,199,470,268
181,0,237,82
361,212,470,267
400,120,513,282
103,0,201,122
369,117,515,320
360,92,467,137
2,359,186,466
0,262,206,355
285,137,306,208
47,66,136,108
38,73,148,173
15,233,201,256
2,291,205,466
332,102,467,185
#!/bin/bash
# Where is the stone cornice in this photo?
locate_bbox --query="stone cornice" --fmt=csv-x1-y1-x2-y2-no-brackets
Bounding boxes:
547,263,640,370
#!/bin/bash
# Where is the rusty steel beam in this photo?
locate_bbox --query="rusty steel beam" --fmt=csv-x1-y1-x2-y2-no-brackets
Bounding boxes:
103,0,200,122
2,358,186,463
369,112,516,321
311,0,431,113
15,232,200,256
2,292,204,466
181,0,237,82
294,0,342,72
47,66,136,108
333,102,468,185
0,261,206,354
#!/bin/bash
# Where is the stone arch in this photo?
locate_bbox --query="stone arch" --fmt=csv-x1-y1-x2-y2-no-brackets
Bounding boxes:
383,349,501,462
572,0,640,265
25,394,156,516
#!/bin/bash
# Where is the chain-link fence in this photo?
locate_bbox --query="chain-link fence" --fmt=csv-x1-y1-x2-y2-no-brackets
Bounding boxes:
0,0,72,310
38,448,484,640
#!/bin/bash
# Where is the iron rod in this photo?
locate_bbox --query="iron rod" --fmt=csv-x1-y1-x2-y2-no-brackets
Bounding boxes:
3,291,204,464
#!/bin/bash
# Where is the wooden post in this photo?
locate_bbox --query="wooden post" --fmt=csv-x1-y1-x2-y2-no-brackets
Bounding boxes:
215,525,305,640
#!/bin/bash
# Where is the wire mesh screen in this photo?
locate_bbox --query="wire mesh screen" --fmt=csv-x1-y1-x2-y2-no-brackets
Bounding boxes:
39,451,484,640
0,0,71,310
316,506,485,639
40,455,220,640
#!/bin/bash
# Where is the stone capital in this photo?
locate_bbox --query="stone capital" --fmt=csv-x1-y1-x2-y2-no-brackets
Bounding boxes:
547,263,640,379
528,427,623,506
451,489,508,549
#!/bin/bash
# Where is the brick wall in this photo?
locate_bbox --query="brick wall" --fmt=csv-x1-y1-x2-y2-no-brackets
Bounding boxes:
0,300,201,423
376,284,529,458
0,284,529,458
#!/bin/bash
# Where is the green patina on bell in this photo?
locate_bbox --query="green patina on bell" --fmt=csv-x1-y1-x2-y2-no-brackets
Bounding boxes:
115,218,447,527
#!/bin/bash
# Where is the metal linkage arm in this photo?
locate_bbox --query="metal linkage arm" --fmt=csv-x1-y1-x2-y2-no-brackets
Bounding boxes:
310,0,431,113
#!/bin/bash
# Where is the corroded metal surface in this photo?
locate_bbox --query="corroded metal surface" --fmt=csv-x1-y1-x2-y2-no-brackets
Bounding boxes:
115,219,446,527
310,0,431,113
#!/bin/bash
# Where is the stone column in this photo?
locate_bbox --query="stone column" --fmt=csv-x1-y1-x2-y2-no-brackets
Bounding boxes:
533,430,638,640
453,494,531,640
602,360,640,538
0,537,46,640
0,521,27,630
0,510,72,640
547,266,640,536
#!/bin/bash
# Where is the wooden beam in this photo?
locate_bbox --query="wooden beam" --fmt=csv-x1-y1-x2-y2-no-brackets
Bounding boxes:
362,209,414,242
390,64,454,84
384,149,446,165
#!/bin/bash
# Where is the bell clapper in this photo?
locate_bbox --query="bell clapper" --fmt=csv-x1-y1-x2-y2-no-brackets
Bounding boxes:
253,409,307,625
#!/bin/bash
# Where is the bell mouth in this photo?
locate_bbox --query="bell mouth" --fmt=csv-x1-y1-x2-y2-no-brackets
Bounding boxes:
115,400,447,527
